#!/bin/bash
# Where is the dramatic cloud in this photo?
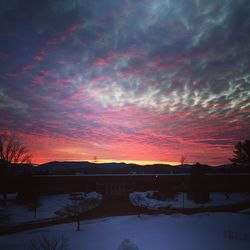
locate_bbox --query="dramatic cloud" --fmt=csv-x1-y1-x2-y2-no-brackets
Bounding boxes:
0,0,249,165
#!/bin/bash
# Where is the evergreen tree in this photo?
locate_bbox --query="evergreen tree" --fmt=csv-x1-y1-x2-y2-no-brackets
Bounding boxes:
230,140,250,166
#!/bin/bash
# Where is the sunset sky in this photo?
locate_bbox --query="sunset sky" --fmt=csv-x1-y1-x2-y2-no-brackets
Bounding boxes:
0,0,249,166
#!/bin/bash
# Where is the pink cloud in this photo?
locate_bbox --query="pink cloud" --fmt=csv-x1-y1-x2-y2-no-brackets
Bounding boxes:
68,23,81,32
93,58,110,67
32,70,54,84
5,72,17,78
34,55,44,61
46,38,57,46
108,49,146,60
58,35,66,42
20,63,35,75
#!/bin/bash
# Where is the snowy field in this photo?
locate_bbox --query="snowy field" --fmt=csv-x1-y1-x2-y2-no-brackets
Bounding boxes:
130,191,250,210
1,192,102,225
0,213,250,250
1,192,250,225
2,194,68,224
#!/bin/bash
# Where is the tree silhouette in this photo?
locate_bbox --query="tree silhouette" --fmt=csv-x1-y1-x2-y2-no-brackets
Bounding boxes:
55,192,102,231
180,155,186,166
187,162,210,204
0,133,31,165
230,140,250,166
0,133,31,205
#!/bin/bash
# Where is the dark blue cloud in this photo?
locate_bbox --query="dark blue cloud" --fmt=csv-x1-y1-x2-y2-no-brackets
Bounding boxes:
0,0,249,164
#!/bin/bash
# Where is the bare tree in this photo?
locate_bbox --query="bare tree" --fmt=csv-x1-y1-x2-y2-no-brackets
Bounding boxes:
26,198,42,219
0,133,31,205
93,155,98,163
29,233,68,250
55,192,102,231
224,192,232,200
180,155,186,166
0,133,31,165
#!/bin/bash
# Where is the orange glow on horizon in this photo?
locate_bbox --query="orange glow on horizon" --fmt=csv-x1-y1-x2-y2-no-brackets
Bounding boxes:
32,156,180,166
90,159,181,166
13,131,232,166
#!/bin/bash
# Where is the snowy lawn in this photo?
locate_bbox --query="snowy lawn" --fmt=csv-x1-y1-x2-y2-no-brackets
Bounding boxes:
129,191,250,210
1,192,102,225
0,213,250,250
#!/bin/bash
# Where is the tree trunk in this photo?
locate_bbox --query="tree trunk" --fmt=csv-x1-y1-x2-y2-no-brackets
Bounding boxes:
77,219,80,231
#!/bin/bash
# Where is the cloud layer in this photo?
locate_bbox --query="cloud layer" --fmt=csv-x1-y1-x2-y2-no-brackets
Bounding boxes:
0,0,249,165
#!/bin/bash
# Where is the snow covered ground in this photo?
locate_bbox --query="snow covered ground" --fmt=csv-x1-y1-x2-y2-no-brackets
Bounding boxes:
129,191,250,210
1,192,102,225
1,192,250,225
0,213,250,250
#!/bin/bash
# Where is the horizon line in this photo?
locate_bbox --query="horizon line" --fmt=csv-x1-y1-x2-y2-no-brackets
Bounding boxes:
34,159,180,166
32,159,226,167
